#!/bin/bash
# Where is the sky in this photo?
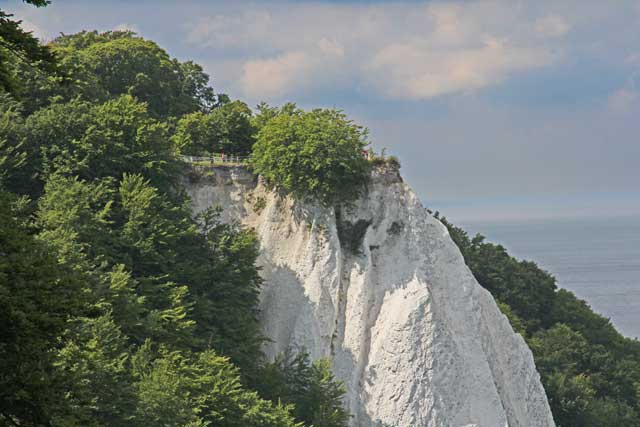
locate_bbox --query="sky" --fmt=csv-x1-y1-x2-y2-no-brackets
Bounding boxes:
4,0,640,223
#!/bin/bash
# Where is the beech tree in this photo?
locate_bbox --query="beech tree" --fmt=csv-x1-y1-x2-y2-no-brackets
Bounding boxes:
0,191,85,425
0,0,56,93
256,350,350,427
173,100,255,155
16,30,218,117
251,106,371,206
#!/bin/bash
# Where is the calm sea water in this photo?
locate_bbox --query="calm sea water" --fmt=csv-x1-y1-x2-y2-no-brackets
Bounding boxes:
461,216,640,339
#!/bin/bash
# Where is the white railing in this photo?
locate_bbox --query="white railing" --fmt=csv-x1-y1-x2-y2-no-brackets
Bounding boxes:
181,150,373,164
180,154,250,165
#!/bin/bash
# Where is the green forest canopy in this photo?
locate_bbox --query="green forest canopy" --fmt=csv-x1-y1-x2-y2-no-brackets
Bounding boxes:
0,23,349,427
1,8,640,426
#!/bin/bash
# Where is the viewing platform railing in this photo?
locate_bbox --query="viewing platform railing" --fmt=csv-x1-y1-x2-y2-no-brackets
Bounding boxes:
180,154,250,165
180,150,382,166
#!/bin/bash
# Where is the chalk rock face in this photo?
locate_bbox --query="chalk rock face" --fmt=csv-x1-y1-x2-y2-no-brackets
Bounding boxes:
186,165,555,427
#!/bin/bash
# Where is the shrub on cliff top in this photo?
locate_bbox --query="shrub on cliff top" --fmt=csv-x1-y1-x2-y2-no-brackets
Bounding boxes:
173,100,255,156
250,106,371,206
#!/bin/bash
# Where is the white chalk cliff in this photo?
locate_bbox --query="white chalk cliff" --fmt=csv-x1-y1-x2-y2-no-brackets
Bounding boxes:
186,165,556,427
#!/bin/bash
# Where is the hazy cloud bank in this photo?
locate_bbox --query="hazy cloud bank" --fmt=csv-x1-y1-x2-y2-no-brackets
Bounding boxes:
185,2,569,101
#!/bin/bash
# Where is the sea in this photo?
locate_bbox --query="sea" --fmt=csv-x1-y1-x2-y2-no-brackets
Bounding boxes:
460,215,640,339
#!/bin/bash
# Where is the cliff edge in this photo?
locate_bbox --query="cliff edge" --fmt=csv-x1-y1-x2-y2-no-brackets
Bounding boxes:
185,165,555,427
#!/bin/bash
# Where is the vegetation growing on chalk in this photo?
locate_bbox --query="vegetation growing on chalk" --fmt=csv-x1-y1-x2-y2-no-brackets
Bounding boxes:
250,105,372,206
369,148,401,170
256,349,351,427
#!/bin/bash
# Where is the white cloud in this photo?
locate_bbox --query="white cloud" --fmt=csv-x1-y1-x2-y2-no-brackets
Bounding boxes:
426,3,477,46
535,15,570,38
241,51,314,98
317,38,344,57
17,17,59,42
187,10,274,50
367,38,553,100
608,88,639,112
185,2,568,102
609,54,640,113
240,38,347,99
625,52,640,66
19,19,45,38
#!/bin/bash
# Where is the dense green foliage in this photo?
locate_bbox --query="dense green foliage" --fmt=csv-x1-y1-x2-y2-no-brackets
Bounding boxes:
256,350,350,427
173,100,255,156
0,26,348,427
0,191,84,425
439,214,640,427
13,30,217,117
0,1,56,94
251,106,371,206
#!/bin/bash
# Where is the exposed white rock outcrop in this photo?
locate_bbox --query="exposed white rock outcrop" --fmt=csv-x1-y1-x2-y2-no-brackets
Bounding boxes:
185,165,555,427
